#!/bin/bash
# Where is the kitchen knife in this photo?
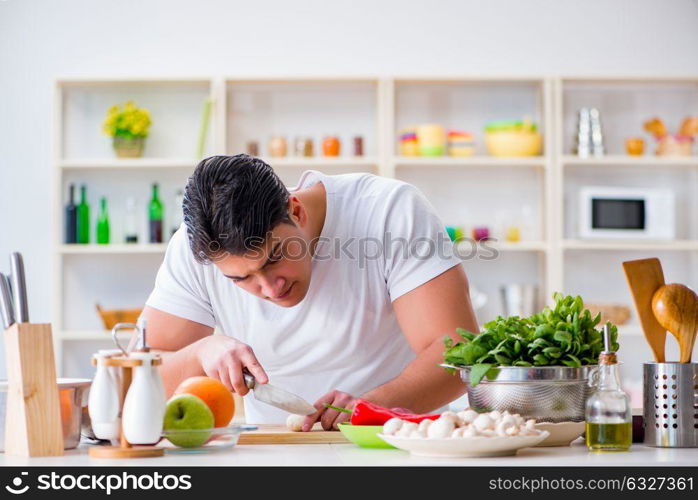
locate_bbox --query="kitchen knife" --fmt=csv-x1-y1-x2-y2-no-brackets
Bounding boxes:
0,273,14,329
10,252,29,323
243,371,316,416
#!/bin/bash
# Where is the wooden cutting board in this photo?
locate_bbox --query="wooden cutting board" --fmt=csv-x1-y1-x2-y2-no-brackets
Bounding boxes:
238,424,349,444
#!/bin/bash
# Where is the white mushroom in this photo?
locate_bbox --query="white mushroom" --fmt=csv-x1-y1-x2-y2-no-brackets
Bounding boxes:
397,422,418,437
439,411,459,424
462,426,480,438
518,420,539,436
382,418,404,436
451,428,465,438
427,418,455,438
286,414,305,432
480,429,497,437
473,413,494,432
458,409,480,425
409,429,426,439
495,418,517,437
418,419,433,432
489,410,502,422
505,425,519,436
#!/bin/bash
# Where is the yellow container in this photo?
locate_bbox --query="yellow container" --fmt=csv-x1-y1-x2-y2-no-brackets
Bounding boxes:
485,131,542,157
417,124,446,156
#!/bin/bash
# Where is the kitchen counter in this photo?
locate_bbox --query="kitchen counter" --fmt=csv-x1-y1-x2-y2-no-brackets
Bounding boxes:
1,440,696,467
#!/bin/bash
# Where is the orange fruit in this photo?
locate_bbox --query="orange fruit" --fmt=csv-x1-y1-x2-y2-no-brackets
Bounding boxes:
174,376,235,428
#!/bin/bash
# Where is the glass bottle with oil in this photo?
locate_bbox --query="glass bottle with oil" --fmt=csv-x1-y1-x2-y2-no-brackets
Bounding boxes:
585,325,632,451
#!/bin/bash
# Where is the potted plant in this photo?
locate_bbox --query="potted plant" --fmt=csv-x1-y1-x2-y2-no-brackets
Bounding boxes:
102,101,152,158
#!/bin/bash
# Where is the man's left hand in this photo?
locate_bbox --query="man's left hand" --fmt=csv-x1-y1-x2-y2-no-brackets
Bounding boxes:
302,390,356,431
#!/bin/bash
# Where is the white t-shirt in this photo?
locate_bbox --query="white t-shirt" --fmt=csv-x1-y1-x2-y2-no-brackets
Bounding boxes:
146,170,460,423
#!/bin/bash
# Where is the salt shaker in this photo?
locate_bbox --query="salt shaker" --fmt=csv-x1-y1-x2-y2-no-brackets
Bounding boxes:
121,352,165,445
88,352,121,442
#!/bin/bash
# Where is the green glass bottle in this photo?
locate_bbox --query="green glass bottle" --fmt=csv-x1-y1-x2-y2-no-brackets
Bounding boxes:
149,183,164,243
76,184,90,244
96,197,110,244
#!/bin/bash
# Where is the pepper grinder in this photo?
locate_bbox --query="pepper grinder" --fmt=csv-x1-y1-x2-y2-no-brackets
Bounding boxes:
585,325,632,451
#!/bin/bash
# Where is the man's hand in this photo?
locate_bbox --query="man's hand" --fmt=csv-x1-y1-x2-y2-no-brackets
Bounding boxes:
195,335,269,395
302,390,356,431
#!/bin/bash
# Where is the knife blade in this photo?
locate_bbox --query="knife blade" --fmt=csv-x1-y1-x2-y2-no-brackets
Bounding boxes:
0,273,14,329
243,371,316,416
10,252,29,323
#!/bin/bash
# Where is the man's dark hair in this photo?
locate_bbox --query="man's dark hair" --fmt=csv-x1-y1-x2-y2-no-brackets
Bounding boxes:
183,154,291,263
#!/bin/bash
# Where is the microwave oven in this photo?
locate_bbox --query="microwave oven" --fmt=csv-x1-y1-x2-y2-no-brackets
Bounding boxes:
578,186,675,239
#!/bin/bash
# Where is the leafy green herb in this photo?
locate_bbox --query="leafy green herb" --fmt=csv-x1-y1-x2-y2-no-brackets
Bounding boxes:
443,293,619,386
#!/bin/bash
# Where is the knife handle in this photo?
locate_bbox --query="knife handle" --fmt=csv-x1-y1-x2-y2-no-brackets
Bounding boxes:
242,369,256,390
10,252,29,323
0,273,14,329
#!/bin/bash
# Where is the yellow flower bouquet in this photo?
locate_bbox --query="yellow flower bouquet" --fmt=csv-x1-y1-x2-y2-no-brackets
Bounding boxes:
103,101,152,158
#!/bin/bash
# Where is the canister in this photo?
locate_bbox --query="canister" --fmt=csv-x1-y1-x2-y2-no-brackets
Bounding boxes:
417,124,446,156
643,362,698,447
447,130,475,157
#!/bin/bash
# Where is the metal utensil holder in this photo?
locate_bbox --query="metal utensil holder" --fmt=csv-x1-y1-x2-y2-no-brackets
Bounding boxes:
643,362,698,448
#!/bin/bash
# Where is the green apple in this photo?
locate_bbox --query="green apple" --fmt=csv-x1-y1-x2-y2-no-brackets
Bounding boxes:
164,394,214,447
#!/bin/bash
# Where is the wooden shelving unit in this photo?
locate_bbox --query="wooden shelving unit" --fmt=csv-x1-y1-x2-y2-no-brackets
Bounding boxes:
53,75,698,379
59,158,200,170
58,244,169,255
554,76,698,381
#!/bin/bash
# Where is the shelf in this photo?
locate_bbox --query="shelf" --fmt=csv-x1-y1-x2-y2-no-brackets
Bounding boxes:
60,158,200,170
58,244,169,255
562,240,698,251
394,156,547,168
58,330,113,341
457,240,549,253
263,157,378,168
562,155,698,168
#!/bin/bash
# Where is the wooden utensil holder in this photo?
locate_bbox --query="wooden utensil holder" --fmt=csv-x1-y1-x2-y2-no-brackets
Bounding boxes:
4,323,64,456
88,355,164,458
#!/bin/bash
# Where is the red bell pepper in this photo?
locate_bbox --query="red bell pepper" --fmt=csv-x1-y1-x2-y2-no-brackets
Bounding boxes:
327,399,441,426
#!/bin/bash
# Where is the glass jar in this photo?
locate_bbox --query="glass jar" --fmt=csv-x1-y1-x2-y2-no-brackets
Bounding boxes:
246,141,260,156
353,136,364,156
295,137,314,157
625,137,644,156
585,358,632,452
322,136,340,157
269,137,287,157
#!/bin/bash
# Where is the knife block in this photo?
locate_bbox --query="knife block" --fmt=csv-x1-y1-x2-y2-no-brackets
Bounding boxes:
4,323,64,456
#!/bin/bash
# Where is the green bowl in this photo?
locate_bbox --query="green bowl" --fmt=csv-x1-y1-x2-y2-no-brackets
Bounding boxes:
338,423,395,449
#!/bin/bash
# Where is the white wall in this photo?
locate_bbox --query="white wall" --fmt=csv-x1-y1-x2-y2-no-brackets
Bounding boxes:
0,0,697,376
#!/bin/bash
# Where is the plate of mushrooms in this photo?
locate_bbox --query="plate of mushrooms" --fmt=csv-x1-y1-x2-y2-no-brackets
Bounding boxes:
378,409,549,458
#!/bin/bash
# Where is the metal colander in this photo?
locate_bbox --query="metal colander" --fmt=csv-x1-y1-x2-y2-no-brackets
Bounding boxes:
445,365,594,423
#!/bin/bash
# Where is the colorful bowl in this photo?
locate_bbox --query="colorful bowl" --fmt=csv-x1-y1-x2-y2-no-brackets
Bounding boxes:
485,131,542,157
338,423,395,449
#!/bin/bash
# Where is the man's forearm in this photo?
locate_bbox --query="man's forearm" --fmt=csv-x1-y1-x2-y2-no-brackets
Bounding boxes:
360,336,465,413
155,338,207,396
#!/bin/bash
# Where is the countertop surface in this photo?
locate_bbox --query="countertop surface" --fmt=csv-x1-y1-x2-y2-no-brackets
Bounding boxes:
1,440,697,467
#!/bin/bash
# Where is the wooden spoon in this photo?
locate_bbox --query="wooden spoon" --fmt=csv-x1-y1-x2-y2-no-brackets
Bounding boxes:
652,283,698,363
623,258,666,362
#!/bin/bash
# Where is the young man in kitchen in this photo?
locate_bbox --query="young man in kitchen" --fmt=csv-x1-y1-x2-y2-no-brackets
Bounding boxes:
143,154,478,430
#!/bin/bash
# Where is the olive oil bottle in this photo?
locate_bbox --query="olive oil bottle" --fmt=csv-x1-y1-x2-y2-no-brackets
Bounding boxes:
585,325,632,452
